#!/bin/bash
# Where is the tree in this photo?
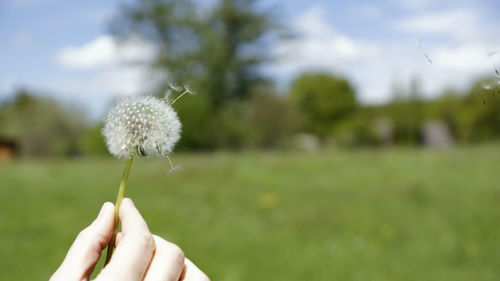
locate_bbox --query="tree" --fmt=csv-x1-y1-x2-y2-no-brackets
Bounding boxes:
290,73,358,138
0,90,87,156
111,0,280,149
457,79,500,141
112,0,275,108
386,78,425,144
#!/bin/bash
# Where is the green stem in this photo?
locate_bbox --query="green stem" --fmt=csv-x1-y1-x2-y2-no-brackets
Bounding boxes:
104,153,134,266
170,90,188,104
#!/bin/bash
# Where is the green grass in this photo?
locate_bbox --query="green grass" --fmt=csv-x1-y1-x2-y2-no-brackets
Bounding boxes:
1,145,500,280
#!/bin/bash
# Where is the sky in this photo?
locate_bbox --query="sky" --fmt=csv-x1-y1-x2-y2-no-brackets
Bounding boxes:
1,0,500,119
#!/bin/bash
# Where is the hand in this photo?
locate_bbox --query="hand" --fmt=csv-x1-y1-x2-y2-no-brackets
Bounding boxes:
50,198,209,281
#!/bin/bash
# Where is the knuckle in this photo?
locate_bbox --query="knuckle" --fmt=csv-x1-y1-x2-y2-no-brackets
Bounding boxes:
137,232,155,252
165,243,185,263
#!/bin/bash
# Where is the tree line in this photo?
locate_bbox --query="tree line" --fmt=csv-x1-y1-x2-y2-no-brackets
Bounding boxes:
1,73,499,157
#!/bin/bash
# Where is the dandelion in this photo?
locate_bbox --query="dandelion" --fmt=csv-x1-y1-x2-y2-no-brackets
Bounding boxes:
101,95,183,265
102,96,181,158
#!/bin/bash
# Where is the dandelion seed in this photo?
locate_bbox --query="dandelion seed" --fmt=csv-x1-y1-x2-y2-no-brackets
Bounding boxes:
168,165,183,174
417,39,433,64
170,84,196,104
482,82,493,90
164,154,182,173
165,89,174,102
482,84,492,90
168,81,183,92
183,83,197,95
482,79,500,91
423,53,433,64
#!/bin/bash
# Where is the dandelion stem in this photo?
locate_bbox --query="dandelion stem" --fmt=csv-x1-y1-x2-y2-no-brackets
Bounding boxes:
104,153,134,266
166,154,175,169
170,90,188,105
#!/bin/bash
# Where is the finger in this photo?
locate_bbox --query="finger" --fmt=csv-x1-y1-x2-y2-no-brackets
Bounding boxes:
119,198,151,234
181,258,210,281
115,232,123,247
143,235,185,281
50,202,114,281
98,198,155,281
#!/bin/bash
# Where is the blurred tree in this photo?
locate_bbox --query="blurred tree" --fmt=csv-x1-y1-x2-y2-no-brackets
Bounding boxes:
386,79,425,144
244,89,300,148
290,73,357,138
79,123,108,156
458,79,500,142
112,0,280,150
214,88,300,149
174,93,218,150
112,0,275,108
333,108,381,147
345,76,500,146
0,90,87,157
426,89,462,141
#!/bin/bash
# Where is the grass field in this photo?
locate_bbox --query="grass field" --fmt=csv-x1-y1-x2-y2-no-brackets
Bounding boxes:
1,145,500,280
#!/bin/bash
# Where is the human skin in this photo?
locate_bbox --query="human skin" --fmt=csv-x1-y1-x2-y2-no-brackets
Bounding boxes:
50,198,209,281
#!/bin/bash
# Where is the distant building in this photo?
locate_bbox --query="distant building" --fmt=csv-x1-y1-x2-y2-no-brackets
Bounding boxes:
0,138,17,162
421,121,454,148
373,118,394,146
293,133,320,151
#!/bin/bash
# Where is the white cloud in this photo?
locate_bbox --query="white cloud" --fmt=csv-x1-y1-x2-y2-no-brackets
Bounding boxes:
269,5,497,104
56,35,156,69
394,8,500,44
433,44,492,72
273,5,380,76
57,36,116,68
55,35,162,97
94,66,162,96
396,9,476,34
270,5,388,102
47,35,163,118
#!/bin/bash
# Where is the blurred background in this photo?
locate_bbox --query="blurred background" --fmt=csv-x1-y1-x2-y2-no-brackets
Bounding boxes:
1,0,500,280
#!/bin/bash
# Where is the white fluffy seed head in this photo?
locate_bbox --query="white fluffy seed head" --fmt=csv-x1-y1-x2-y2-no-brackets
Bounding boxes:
102,96,181,159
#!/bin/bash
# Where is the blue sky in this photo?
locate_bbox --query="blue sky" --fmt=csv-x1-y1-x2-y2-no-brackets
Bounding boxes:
1,0,500,119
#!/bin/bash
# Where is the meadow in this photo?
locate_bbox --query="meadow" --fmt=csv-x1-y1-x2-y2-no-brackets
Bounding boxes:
1,145,500,280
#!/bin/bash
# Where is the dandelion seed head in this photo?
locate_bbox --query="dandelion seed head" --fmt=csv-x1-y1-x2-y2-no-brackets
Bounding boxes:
102,96,181,159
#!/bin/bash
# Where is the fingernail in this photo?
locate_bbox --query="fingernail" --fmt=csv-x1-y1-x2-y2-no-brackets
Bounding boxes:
97,202,112,220
123,198,134,207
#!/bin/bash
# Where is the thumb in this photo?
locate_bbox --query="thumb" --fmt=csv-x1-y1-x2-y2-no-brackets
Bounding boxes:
50,202,115,281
